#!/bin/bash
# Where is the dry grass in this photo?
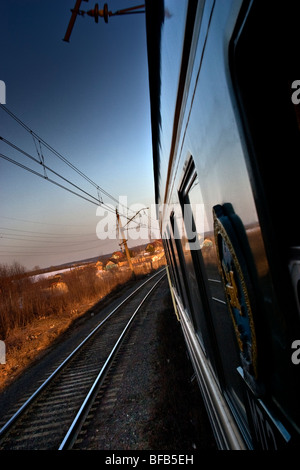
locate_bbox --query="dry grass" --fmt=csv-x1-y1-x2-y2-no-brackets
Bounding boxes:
0,260,166,392
0,265,133,391
0,306,85,391
0,264,131,339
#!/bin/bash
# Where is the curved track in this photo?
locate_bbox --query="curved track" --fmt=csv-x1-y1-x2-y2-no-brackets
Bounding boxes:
0,269,166,450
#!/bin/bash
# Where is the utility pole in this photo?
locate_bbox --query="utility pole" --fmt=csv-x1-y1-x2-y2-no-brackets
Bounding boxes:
148,211,152,243
116,209,134,275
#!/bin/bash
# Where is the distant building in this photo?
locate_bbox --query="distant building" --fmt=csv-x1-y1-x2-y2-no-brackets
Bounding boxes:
96,260,104,271
151,251,166,262
118,260,128,267
111,251,125,260
105,260,118,270
49,274,68,293
146,239,164,253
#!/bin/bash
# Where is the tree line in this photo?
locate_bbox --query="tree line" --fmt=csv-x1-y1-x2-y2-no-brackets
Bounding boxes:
0,261,132,339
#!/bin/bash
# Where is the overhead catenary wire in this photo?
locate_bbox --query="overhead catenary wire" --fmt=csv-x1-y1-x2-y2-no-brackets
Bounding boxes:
0,234,119,257
0,137,104,207
0,144,151,229
0,152,101,208
0,244,113,256
0,215,95,228
0,104,158,263
0,227,108,246
0,226,96,238
0,235,100,246
0,136,121,217
0,105,158,230
0,140,149,231
1,105,103,190
0,149,118,219
0,104,135,215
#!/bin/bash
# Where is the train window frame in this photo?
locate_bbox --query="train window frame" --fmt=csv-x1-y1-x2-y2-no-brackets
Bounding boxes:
178,157,212,308
224,1,300,440
229,1,300,327
169,211,197,321
177,157,222,367
178,156,256,433
164,226,182,300
229,0,300,415
163,236,177,289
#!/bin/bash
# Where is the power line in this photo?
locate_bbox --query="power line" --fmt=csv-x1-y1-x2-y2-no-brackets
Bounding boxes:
1,105,101,189
0,226,96,238
0,105,157,265
0,237,119,257
0,136,122,217
0,152,100,207
0,244,103,255
0,149,120,217
0,104,135,215
0,136,102,206
0,215,92,228
0,141,149,224
0,235,100,246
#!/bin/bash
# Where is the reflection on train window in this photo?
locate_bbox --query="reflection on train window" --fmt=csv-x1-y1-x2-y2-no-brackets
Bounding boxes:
232,2,300,250
164,237,178,291
179,158,251,432
177,159,221,359
170,212,201,326
165,226,186,307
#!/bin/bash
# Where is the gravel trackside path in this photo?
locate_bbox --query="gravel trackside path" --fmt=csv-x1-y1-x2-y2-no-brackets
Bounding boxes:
0,275,216,451
72,276,216,451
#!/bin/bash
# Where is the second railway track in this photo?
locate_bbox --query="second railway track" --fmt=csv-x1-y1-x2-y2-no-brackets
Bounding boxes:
0,269,166,450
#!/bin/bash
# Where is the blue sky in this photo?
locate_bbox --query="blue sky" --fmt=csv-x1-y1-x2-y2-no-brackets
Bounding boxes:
0,1,159,270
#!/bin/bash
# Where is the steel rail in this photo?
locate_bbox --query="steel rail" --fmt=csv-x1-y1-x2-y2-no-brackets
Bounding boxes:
0,268,165,440
59,272,166,450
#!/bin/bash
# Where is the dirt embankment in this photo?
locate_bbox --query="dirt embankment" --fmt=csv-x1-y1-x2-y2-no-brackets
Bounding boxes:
0,299,93,392
0,271,140,393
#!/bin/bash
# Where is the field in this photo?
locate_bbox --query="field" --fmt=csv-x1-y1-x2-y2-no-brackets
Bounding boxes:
0,251,166,391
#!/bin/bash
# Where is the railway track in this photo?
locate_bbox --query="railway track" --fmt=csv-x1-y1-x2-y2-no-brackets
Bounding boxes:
0,269,166,450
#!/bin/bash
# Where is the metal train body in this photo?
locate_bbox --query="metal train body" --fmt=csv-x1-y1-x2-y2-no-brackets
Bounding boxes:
145,0,300,450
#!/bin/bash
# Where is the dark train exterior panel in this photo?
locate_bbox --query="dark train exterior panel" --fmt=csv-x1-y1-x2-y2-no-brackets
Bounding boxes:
146,0,300,449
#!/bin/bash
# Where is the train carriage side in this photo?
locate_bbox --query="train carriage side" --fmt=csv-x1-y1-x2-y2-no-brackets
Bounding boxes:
145,0,300,450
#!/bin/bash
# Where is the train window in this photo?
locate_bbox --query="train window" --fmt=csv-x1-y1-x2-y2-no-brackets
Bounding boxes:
176,159,227,370
159,0,189,166
163,237,176,287
169,212,201,325
231,2,300,251
230,1,300,428
164,227,186,306
179,158,252,433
